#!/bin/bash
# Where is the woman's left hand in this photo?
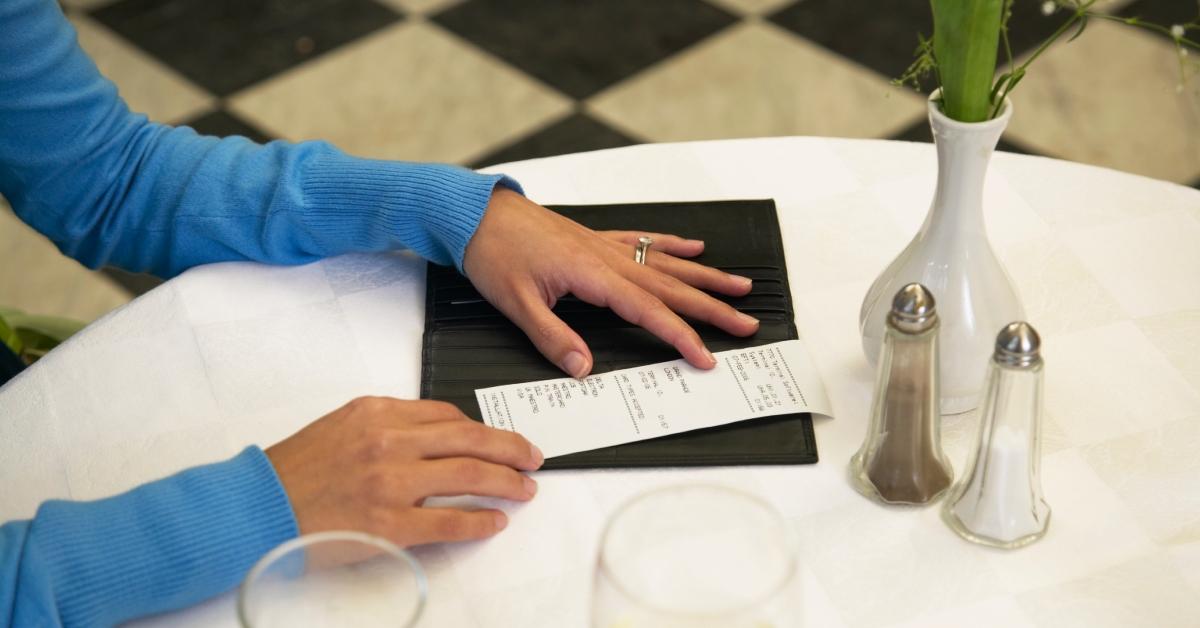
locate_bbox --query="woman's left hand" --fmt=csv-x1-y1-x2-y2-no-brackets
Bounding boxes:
462,188,759,378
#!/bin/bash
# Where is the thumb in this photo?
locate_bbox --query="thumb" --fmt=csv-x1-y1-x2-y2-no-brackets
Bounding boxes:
504,288,593,378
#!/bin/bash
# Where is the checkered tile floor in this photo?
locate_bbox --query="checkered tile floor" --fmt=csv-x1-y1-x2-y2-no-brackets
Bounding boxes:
6,0,1200,314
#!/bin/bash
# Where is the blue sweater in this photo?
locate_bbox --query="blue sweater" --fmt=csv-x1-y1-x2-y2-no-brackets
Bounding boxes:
1,0,519,624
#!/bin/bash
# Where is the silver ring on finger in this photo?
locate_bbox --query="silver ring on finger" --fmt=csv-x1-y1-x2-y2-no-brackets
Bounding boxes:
634,236,653,265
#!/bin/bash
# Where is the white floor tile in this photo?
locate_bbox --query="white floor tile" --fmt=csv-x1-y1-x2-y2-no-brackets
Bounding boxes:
703,0,795,16
0,203,130,323
587,21,926,144
373,0,465,15
70,13,214,125
229,21,572,165
1005,21,1200,185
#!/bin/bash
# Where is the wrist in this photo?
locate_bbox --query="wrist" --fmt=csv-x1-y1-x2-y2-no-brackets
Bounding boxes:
297,149,523,270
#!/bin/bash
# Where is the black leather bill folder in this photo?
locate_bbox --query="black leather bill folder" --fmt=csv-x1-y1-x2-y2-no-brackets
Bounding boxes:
420,199,818,470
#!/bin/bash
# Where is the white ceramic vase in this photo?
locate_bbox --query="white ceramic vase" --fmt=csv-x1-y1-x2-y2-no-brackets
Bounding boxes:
859,91,1024,415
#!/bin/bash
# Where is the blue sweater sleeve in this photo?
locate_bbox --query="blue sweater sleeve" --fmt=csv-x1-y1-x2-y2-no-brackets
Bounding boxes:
0,447,298,626
0,0,520,277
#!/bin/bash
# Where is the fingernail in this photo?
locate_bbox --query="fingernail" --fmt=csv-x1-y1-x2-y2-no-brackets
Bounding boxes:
737,312,760,327
523,475,538,497
530,443,545,467
687,239,705,246
562,351,588,378
704,348,717,367
733,275,752,289
493,512,508,531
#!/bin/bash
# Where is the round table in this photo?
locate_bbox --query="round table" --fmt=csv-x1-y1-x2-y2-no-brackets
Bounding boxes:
3,138,1199,627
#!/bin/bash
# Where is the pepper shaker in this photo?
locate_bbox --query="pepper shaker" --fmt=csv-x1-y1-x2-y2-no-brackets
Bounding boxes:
850,283,954,505
942,322,1051,548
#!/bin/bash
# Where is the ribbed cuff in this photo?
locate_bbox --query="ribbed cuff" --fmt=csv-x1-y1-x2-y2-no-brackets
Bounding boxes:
299,152,523,271
28,447,298,626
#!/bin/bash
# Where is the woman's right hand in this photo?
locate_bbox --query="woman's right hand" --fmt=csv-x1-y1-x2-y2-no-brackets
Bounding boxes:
266,396,544,548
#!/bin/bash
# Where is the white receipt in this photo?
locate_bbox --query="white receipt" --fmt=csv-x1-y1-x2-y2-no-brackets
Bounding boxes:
475,339,833,458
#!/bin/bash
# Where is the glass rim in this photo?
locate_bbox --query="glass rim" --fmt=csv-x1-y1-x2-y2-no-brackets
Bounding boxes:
237,530,428,628
596,482,799,619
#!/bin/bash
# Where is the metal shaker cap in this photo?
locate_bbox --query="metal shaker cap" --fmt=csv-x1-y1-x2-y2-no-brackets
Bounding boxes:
994,321,1041,368
887,283,938,333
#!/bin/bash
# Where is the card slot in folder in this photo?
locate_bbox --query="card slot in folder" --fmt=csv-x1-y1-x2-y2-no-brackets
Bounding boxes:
426,320,794,350
430,349,544,365
728,289,788,300
432,284,790,309
429,311,796,334
433,283,788,306
712,297,789,311
425,324,794,369
714,264,785,271
549,308,794,329
431,265,782,291
433,381,530,398
578,324,795,354
421,199,817,469
429,374,559,389
713,269,785,282
427,328,532,348
427,363,563,383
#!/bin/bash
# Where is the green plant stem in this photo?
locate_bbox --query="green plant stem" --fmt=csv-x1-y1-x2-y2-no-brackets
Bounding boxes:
989,6,1087,118
1088,13,1200,48
999,0,1015,77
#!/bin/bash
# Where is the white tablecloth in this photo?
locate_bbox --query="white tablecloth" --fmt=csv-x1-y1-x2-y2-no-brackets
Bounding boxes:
3,138,1200,627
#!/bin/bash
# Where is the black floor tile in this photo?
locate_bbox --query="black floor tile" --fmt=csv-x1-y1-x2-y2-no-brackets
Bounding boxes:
91,0,402,97
0,343,25,388
471,112,637,169
890,118,1035,156
769,0,933,83
769,0,1072,88
101,267,165,297
180,109,274,143
1119,0,1199,42
432,0,737,100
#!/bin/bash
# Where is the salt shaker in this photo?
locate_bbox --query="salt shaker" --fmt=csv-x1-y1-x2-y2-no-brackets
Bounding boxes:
942,322,1051,549
850,283,954,505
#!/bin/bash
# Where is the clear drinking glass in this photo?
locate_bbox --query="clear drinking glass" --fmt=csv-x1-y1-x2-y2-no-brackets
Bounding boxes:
592,484,801,628
238,531,427,628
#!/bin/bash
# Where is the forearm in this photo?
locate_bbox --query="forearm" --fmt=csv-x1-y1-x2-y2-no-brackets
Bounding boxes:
0,447,297,626
36,126,522,276
0,0,520,278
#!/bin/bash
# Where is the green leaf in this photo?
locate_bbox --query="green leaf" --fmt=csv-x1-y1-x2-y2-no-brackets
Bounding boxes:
0,310,85,363
990,67,1024,117
1067,15,1089,42
990,71,1012,103
932,0,1004,122
1007,68,1026,94
0,313,22,356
